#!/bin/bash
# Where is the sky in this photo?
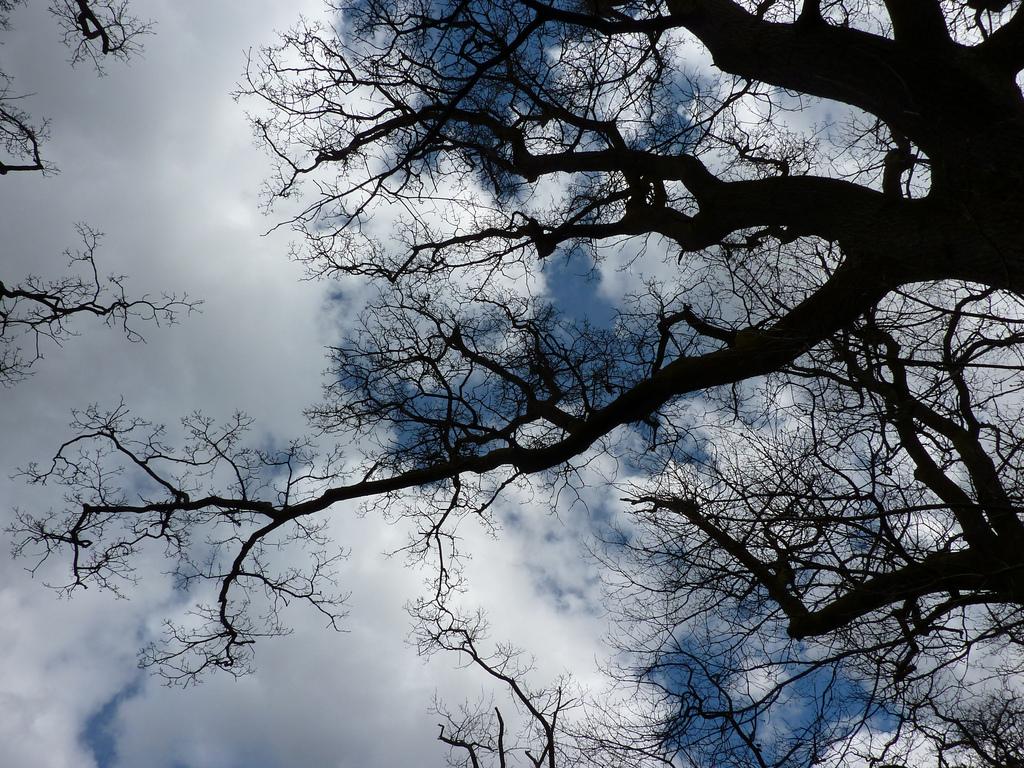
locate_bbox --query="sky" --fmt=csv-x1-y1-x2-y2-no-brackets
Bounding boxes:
0,3,621,766
4,4,1004,767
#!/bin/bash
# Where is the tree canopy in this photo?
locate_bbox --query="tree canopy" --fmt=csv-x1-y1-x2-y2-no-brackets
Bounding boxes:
14,1,1024,766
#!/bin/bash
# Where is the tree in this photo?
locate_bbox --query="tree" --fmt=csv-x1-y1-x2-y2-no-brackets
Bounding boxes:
0,3,191,383
13,1,1024,766
1,0,149,175
0,223,194,385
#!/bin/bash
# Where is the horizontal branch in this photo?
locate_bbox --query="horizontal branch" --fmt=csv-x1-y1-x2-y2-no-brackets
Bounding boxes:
787,548,991,638
88,259,891,530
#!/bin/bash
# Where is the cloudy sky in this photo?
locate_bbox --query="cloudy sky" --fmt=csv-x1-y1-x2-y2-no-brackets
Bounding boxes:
0,3,621,766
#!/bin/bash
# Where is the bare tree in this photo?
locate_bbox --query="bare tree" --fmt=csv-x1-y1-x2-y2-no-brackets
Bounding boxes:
0,0,149,174
422,603,579,768
14,1,1024,765
0,224,195,385
0,5,188,382
50,0,149,67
